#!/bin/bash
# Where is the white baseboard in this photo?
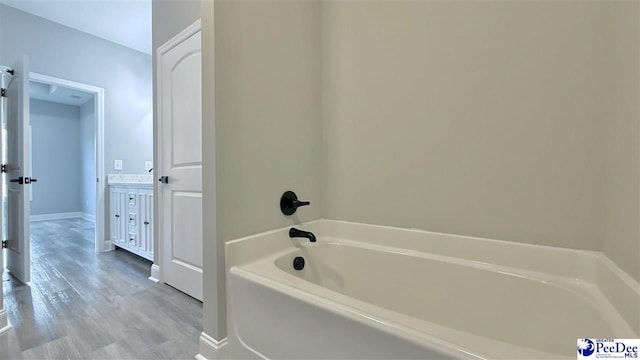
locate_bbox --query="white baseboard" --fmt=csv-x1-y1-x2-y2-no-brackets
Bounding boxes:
30,212,83,222
0,309,12,336
100,239,114,252
196,332,228,360
81,212,96,223
148,264,160,283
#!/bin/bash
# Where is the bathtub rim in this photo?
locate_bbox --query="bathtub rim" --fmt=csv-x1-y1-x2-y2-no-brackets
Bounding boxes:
225,219,640,340
230,258,589,360
237,240,634,357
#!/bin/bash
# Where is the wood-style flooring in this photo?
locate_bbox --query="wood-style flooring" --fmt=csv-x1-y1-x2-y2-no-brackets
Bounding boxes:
0,218,203,359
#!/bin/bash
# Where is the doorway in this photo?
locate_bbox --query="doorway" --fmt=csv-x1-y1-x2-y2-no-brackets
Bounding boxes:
28,73,106,255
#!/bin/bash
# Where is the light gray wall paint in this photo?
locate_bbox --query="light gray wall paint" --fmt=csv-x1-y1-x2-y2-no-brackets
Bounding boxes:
152,0,201,52
201,0,639,343
0,4,153,174
204,0,323,341
30,99,82,215
80,100,96,216
601,2,640,282
0,5,4,63
322,1,606,251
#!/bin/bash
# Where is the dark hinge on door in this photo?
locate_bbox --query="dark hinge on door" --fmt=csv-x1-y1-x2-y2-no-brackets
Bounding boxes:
0,164,6,173
1,88,6,97
2,240,7,249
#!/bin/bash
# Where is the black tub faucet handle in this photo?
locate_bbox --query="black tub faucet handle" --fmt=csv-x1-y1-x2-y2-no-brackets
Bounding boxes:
280,191,310,215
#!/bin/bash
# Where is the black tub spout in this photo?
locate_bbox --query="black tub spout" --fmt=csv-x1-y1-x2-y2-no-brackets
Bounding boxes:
289,228,316,243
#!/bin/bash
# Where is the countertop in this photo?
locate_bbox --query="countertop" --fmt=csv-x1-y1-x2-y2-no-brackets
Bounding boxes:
107,174,153,185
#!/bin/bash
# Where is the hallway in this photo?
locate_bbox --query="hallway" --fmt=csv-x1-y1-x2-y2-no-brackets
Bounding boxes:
0,218,202,359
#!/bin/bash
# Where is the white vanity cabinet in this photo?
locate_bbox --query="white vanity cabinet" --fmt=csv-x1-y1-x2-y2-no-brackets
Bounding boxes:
109,184,153,261
109,186,127,248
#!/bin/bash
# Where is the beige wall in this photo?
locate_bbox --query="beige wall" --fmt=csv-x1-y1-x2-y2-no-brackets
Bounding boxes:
601,2,640,282
206,0,322,339
322,1,610,251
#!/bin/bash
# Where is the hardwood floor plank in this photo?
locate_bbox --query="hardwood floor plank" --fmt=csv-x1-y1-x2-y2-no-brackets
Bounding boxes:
1,218,202,359
21,336,84,360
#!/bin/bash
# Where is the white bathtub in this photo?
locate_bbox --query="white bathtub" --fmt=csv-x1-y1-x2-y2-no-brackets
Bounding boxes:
224,220,640,359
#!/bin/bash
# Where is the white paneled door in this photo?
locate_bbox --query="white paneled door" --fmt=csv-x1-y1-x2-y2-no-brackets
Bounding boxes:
5,55,31,283
158,23,203,301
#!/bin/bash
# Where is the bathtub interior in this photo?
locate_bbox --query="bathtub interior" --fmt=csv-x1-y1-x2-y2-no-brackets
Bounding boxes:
225,220,640,359
272,242,635,357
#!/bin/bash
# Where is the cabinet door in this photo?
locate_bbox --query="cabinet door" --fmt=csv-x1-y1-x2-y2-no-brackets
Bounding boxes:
137,190,147,253
110,187,127,246
137,189,154,257
109,187,119,243
144,191,154,255
117,188,127,246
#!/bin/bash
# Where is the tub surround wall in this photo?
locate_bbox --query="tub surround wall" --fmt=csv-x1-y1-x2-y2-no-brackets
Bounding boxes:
601,2,640,282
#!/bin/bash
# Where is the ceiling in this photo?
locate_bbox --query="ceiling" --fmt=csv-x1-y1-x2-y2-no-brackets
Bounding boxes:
30,80,94,106
0,0,151,55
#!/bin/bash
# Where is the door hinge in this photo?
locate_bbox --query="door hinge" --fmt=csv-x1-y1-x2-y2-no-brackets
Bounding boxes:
0,164,6,173
2,240,7,249
1,88,6,97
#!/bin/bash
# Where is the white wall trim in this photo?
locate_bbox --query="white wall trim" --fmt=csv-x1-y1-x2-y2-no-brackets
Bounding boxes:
0,309,11,336
30,212,83,222
196,332,227,360
148,264,160,283
29,72,106,253
81,212,96,223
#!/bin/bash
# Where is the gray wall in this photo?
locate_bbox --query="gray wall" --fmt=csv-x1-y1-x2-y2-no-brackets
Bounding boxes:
321,1,638,282
203,0,323,341
30,99,82,215
0,4,153,174
0,5,4,63
322,1,606,251
601,2,640,282
80,100,96,216
200,0,639,343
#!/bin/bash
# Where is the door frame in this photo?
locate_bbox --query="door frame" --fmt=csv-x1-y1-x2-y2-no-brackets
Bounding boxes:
155,19,202,283
29,72,107,253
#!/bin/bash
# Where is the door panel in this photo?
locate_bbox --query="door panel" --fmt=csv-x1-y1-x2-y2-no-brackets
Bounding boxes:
5,56,30,283
171,54,202,166
160,30,203,301
171,192,202,269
